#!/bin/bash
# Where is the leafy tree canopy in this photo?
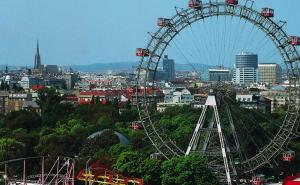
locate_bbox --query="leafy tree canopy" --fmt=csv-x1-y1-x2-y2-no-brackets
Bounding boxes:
161,155,218,185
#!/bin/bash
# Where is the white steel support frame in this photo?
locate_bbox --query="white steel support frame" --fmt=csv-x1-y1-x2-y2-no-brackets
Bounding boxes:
186,105,208,155
186,95,233,185
214,105,232,185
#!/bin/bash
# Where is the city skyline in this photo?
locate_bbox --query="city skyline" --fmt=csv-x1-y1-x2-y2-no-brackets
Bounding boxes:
0,0,299,66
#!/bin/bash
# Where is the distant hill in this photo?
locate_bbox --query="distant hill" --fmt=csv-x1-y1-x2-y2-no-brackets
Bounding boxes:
69,62,216,73
0,65,23,71
70,62,137,72
0,62,217,73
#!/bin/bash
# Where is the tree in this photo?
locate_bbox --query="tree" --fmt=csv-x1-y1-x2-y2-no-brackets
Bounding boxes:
37,87,63,114
55,119,87,135
119,108,139,123
108,144,133,157
35,133,76,157
95,96,101,104
140,159,162,185
161,155,218,185
113,97,119,109
0,138,26,161
4,110,42,130
91,95,95,104
97,116,114,129
114,151,145,177
125,100,132,110
11,128,38,157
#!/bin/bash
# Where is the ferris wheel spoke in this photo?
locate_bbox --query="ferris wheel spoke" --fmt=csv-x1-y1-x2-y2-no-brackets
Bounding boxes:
188,25,210,66
229,17,244,56
199,18,214,67
172,38,200,76
221,16,228,67
242,23,256,52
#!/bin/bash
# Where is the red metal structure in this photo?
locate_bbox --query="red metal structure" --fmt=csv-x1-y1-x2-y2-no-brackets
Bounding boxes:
136,48,150,57
77,161,143,185
226,0,238,5
188,0,202,9
252,175,265,185
289,36,300,46
283,174,300,185
157,18,172,27
261,8,274,18
282,151,296,162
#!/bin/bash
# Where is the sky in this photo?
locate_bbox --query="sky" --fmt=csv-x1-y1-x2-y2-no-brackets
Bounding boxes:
0,0,299,66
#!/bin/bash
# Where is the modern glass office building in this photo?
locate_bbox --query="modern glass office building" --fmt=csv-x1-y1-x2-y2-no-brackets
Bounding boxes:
208,69,232,82
162,55,175,81
234,52,258,85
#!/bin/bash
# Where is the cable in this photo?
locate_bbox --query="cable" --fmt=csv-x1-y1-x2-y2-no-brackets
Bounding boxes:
172,39,200,76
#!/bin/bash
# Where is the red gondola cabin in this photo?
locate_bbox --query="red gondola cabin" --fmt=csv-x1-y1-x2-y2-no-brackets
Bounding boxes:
189,0,202,9
226,0,238,5
157,18,172,27
136,48,150,57
261,8,274,18
131,122,142,130
289,36,300,46
282,151,295,162
252,175,265,185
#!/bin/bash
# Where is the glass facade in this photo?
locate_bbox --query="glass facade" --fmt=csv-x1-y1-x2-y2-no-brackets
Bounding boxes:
236,52,258,69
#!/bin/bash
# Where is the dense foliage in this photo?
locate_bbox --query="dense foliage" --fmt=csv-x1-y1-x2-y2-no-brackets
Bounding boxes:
0,87,298,184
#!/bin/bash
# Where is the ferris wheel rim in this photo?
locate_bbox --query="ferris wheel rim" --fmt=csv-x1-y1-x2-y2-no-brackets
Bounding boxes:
136,1,300,174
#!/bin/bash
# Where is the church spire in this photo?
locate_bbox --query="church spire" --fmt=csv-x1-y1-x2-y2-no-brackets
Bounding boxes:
36,40,39,54
34,40,42,70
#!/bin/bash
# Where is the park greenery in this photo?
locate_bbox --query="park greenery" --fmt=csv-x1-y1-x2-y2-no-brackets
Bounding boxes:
0,87,298,185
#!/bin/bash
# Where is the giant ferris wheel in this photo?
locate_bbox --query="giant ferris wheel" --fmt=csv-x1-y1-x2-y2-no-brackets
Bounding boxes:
135,0,300,184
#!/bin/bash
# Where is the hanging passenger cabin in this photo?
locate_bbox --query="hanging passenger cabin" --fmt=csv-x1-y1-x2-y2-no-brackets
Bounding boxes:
131,121,142,130
188,0,202,9
136,48,150,57
289,36,300,46
226,0,238,5
282,151,295,162
252,175,265,185
261,8,274,18
157,18,172,27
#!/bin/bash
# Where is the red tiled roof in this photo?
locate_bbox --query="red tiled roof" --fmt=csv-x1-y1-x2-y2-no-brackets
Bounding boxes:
31,85,45,91
80,91,107,96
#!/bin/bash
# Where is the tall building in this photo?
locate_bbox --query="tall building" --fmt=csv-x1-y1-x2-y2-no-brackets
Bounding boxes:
208,69,231,82
34,41,42,70
258,63,282,84
162,55,175,81
233,52,258,85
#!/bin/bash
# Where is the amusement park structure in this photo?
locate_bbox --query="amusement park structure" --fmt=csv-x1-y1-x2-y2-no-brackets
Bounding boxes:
135,0,300,184
76,161,143,185
0,157,143,185
1,157,75,185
